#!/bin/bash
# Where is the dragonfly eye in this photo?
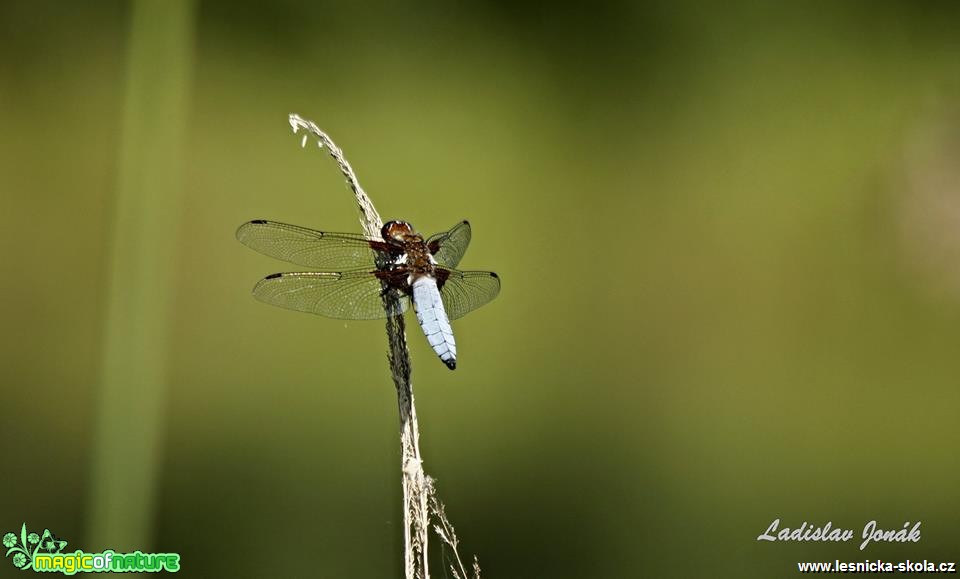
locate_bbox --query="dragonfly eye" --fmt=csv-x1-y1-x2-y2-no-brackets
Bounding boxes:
382,220,415,241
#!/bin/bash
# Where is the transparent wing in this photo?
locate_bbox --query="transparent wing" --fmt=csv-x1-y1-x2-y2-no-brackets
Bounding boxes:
437,268,500,320
237,220,394,269
426,220,472,268
251,270,408,320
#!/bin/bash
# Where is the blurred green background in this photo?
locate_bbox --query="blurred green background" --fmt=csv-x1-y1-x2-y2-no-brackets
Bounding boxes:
2,1,959,576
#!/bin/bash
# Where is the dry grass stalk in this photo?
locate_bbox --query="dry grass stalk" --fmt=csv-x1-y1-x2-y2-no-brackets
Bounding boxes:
288,114,478,578
428,478,481,579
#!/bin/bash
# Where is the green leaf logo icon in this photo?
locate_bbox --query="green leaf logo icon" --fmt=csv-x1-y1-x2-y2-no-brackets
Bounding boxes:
1,533,16,549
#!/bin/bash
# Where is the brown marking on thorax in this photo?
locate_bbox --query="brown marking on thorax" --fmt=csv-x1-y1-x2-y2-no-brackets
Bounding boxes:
379,220,436,286
404,242,434,274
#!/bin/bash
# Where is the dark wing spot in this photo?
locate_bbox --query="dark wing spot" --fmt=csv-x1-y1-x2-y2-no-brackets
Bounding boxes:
250,219,268,224
264,273,283,279
489,272,499,279
368,240,397,253
435,268,451,289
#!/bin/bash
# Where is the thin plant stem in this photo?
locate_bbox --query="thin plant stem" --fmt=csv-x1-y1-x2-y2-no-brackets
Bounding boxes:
87,0,194,551
288,114,431,578
288,114,481,579
428,479,480,579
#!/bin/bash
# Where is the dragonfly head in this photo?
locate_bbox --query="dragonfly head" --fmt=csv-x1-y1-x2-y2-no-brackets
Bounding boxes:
382,220,421,243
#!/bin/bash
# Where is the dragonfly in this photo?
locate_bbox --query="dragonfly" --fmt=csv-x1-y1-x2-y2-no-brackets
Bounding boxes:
236,219,500,370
